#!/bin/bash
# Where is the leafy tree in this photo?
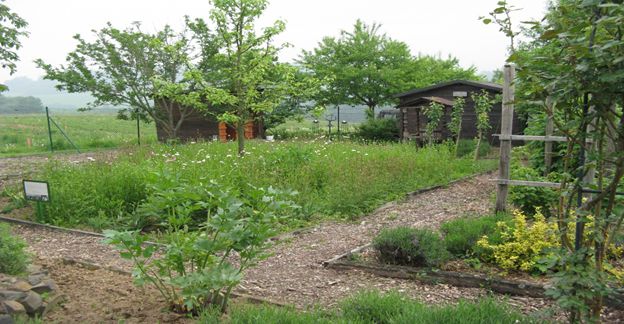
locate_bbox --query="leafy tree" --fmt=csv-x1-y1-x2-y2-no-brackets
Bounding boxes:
471,90,495,160
485,0,624,320
0,0,28,91
189,0,317,155
422,101,444,145
0,94,43,114
301,20,481,119
35,24,201,139
449,97,466,155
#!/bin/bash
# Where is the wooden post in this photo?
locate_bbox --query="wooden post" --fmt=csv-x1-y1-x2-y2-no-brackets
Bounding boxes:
495,65,515,213
544,97,554,176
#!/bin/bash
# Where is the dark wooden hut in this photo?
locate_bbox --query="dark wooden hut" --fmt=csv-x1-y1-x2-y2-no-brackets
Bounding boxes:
394,80,525,145
154,99,263,142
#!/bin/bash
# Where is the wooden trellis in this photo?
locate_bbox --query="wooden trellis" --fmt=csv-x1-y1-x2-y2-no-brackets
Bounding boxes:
494,64,577,212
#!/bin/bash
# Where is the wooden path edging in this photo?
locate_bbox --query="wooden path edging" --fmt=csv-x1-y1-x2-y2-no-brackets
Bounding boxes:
323,245,624,309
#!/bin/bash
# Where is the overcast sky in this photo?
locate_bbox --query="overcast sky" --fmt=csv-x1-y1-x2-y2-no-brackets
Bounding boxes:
1,0,548,82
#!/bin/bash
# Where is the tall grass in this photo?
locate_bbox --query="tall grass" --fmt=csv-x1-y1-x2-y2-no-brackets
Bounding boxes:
0,113,156,156
198,290,542,323
38,140,496,230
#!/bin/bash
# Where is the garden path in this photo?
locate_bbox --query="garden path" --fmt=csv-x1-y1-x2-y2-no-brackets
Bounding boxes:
7,171,556,315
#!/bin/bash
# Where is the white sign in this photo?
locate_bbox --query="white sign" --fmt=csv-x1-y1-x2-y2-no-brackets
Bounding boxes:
453,91,468,97
23,181,50,202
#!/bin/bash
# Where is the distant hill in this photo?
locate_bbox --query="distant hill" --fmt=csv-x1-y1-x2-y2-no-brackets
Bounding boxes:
2,77,118,111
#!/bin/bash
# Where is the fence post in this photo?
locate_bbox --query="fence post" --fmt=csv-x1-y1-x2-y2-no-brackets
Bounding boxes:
495,65,515,213
45,106,54,152
544,97,554,175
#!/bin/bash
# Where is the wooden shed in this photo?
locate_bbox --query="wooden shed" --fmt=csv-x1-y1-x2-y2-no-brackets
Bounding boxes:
154,99,263,142
394,80,525,145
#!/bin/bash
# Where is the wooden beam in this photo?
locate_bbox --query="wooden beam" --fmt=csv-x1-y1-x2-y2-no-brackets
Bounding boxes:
495,65,515,212
493,134,569,142
493,179,562,188
544,98,554,175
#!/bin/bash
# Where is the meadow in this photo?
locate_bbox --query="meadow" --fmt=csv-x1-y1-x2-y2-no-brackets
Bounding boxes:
28,140,496,231
0,113,157,156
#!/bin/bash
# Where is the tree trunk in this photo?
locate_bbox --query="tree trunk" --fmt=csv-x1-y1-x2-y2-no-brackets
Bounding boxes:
237,121,245,157
454,120,462,157
474,133,482,161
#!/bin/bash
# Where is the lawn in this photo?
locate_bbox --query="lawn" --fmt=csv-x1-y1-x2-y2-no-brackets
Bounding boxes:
0,113,157,156
24,140,496,231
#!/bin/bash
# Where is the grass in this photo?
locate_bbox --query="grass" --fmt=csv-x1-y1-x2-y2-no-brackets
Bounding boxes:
198,290,543,323
29,140,496,231
0,113,157,156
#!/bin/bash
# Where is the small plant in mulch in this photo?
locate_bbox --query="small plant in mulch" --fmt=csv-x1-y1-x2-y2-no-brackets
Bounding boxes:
373,227,450,268
104,175,299,315
0,223,30,275
440,212,511,257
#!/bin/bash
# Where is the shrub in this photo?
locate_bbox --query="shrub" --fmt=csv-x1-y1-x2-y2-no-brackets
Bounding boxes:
0,223,30,275
440,213,511,257
455,139,491,158
477,209,558,273
373,227,450,267
354,118,399,142
104,178,298,314
340,290,415,324
508,163,558,217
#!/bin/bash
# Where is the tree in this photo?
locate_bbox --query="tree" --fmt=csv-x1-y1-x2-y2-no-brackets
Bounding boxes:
35,24,200,139
0,95,43,114
471,89,495,160
448,96,465,156
300,20,412,118
189,0,305,156
0,0,28,91
422,101,444,145
485,1,624,320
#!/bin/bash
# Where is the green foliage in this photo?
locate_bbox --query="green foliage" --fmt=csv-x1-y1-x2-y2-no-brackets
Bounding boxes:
455,139,490,158
0,95,44,114
0,223,30,275
422,102,444,145
373,227,450,267
470,89,496,160
440,213,511,257
104,179,297,313
508,163,558,217
0,0,28,89
300,20,481,117
38,141,496,230
449,97,465,155
354,118,399,142
477,210,559,273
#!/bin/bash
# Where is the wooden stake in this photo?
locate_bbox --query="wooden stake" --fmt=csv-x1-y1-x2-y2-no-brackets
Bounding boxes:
495,65,515,213
544,97,554,176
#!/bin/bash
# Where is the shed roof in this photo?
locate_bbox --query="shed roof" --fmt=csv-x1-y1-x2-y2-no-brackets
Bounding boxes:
398,96,454,108
394,80,503,98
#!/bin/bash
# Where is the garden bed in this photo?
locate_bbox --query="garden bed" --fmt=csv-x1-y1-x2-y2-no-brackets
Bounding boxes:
323,243,624,309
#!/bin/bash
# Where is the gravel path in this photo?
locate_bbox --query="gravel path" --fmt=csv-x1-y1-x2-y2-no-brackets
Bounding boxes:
7,172,564,318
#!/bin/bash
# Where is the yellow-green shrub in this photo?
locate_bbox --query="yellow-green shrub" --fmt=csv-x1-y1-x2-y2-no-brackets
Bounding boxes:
477,209,558,273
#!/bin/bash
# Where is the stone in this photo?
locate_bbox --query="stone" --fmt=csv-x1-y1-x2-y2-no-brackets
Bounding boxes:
2,300,25,315
0,291,26,301
42,294,67,317
18,292,43,315
0,314,14,324
27,274,46,286
30,280,57,294
9,281,31,292
26,264,42,274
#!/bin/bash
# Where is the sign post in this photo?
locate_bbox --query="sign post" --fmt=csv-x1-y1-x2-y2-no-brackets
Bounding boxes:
23,180,51,222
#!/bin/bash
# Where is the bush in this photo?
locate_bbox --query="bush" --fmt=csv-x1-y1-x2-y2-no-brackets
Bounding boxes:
0,223,30,275
455,139,491,158
373,227,450,267
440,213,511,257
508,163,558,217
477,209,558,273
105,178,299,314
340,290,415,324
354,118,399,142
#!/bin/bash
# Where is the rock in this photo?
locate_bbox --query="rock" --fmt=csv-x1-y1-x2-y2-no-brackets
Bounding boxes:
2,300,25,315
0,291,26,301
30,280,57,294
18,292,43,315
9,281,31,292
26,264,42,274
0,314,14,324
27,274,46,286
42,294,67,317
